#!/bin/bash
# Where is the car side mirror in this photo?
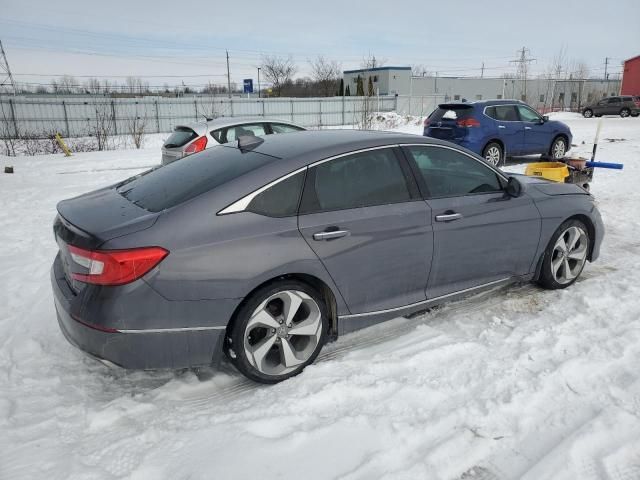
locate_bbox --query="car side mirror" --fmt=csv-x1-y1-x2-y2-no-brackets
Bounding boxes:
541,115,549,123
506,176,523,197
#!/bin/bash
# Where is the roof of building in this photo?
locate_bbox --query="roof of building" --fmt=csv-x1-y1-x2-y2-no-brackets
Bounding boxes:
343,66,412,74
624,55,640,64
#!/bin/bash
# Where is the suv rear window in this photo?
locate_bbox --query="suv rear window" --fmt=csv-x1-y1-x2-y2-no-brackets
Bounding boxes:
164,127,198,148
117,146,275,212
429,105,473,122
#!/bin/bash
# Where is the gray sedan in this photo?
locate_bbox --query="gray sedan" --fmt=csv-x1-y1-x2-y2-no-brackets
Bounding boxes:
51,130,603,383
161,116,305,165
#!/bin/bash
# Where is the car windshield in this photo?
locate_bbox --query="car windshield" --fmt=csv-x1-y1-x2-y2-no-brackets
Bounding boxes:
164,127,198,148
116,146,276,212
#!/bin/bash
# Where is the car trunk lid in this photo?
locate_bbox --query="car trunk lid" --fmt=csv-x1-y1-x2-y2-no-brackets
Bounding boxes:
54,187,160,292
425,104,476,140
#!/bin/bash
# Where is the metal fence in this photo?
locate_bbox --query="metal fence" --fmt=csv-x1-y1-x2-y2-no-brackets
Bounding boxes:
0,94,445,139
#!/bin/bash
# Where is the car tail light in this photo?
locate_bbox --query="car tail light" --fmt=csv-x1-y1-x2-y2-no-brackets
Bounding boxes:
68,245,169,286
423,118,431,127
457,117,481,127
634,98,640,107
184,136,208,155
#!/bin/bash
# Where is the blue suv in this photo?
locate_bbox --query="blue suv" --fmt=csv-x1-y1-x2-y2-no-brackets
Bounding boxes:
423,100,572,166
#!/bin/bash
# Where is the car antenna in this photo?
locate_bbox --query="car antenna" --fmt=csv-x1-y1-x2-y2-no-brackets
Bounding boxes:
237,135,264,152
201,114,213,121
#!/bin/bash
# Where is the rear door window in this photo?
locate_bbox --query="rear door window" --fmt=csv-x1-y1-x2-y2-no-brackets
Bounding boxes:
164,127,198,148
491,105,519,121
300,148,411,214
225,124,268,143
117,146,275,212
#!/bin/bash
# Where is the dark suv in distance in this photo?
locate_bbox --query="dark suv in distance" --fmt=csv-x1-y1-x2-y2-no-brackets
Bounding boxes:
582,96,640,118
423,100,572,166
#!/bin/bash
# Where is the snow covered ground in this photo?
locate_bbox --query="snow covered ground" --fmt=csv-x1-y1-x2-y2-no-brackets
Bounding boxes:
1,113,639,480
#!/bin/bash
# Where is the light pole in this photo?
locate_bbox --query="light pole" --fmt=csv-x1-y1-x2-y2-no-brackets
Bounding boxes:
257,67,261,98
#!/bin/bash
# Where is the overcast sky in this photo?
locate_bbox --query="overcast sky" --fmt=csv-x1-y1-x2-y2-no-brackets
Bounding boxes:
1,0,638,90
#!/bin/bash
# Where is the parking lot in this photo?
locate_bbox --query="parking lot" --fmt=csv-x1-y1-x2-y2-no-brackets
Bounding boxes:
1,113,639,479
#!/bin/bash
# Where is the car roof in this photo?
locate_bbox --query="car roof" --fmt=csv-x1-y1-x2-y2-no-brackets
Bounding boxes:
174,117,305,133
229,129,449,168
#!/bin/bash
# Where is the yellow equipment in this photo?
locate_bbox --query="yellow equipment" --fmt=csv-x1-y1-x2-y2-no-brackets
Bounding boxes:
524,162,569,183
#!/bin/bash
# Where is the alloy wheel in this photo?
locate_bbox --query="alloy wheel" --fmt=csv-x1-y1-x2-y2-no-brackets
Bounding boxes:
243,290,322,376
583,109,593,118
485,146,501,166
621,109,630,118
552,139,566,159
550,225,588,285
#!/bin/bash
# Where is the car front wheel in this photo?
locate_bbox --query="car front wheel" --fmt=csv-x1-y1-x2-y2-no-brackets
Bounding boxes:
620,108,631,118
550,136,567,159
483,142,503,167
537,219,590,290
583,109,593,118
225,280,328,383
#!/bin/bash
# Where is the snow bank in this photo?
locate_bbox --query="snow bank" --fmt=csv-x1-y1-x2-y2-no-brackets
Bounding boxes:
1,117,639,480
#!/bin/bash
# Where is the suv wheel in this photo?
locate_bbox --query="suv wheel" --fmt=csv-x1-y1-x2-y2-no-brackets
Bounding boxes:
583,109,593,118
225,280,328,383
483,142,503,167
550,136,567,159
620,108,630,118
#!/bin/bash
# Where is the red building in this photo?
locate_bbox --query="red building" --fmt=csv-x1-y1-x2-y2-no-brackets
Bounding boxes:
621,55,640,96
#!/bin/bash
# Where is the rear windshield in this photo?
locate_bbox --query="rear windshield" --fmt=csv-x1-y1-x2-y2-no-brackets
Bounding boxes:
429,105,473,122
164,127,198,148
116,146,275,212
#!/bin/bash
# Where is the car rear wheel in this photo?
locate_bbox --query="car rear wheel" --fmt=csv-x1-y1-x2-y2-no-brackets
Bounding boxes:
537,219,590,290
583,109,593,118
225,280,328,383
620,108,630,118
483,142,503,167
550,136,567,159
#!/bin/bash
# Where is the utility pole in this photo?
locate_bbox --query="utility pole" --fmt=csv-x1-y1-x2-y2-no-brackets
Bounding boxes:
481,62,485,79
257,67,261,98
226,50,232,98
0,40,17,95
510,47,536,101
604,57,610,80
434,71,438,94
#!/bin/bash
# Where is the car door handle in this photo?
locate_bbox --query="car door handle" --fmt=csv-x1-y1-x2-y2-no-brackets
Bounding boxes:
498,125,506,129
435,213,463,222
312,229,350,241
524,126,532,130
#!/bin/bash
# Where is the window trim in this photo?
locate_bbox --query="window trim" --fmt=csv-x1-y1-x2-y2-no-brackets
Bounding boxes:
400,143,508,200
218,145,411,216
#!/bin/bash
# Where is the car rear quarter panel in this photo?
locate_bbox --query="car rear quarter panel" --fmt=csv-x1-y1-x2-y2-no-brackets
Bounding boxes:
102,206,350,315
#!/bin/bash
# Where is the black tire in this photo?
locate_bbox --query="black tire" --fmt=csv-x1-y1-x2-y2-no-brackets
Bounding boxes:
583,109,593,118
537,219,590,290
482,142,503,167
620,108,630,118
549,136,568,159
225,280,329,384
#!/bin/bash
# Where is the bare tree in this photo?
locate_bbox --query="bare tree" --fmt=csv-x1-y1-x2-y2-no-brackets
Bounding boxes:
361,53,386,70
412,64,429,76
260,55,297,97
309,56,341,97
91,102,116,151
125,76,149,95
126,112,148,149
51,75,79,94
84,77,102,95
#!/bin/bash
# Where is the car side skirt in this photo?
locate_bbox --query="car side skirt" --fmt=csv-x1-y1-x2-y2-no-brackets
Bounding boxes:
336,275,533,335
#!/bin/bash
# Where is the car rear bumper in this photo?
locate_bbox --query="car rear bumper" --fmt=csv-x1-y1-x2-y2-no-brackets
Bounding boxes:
51,256,228,370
